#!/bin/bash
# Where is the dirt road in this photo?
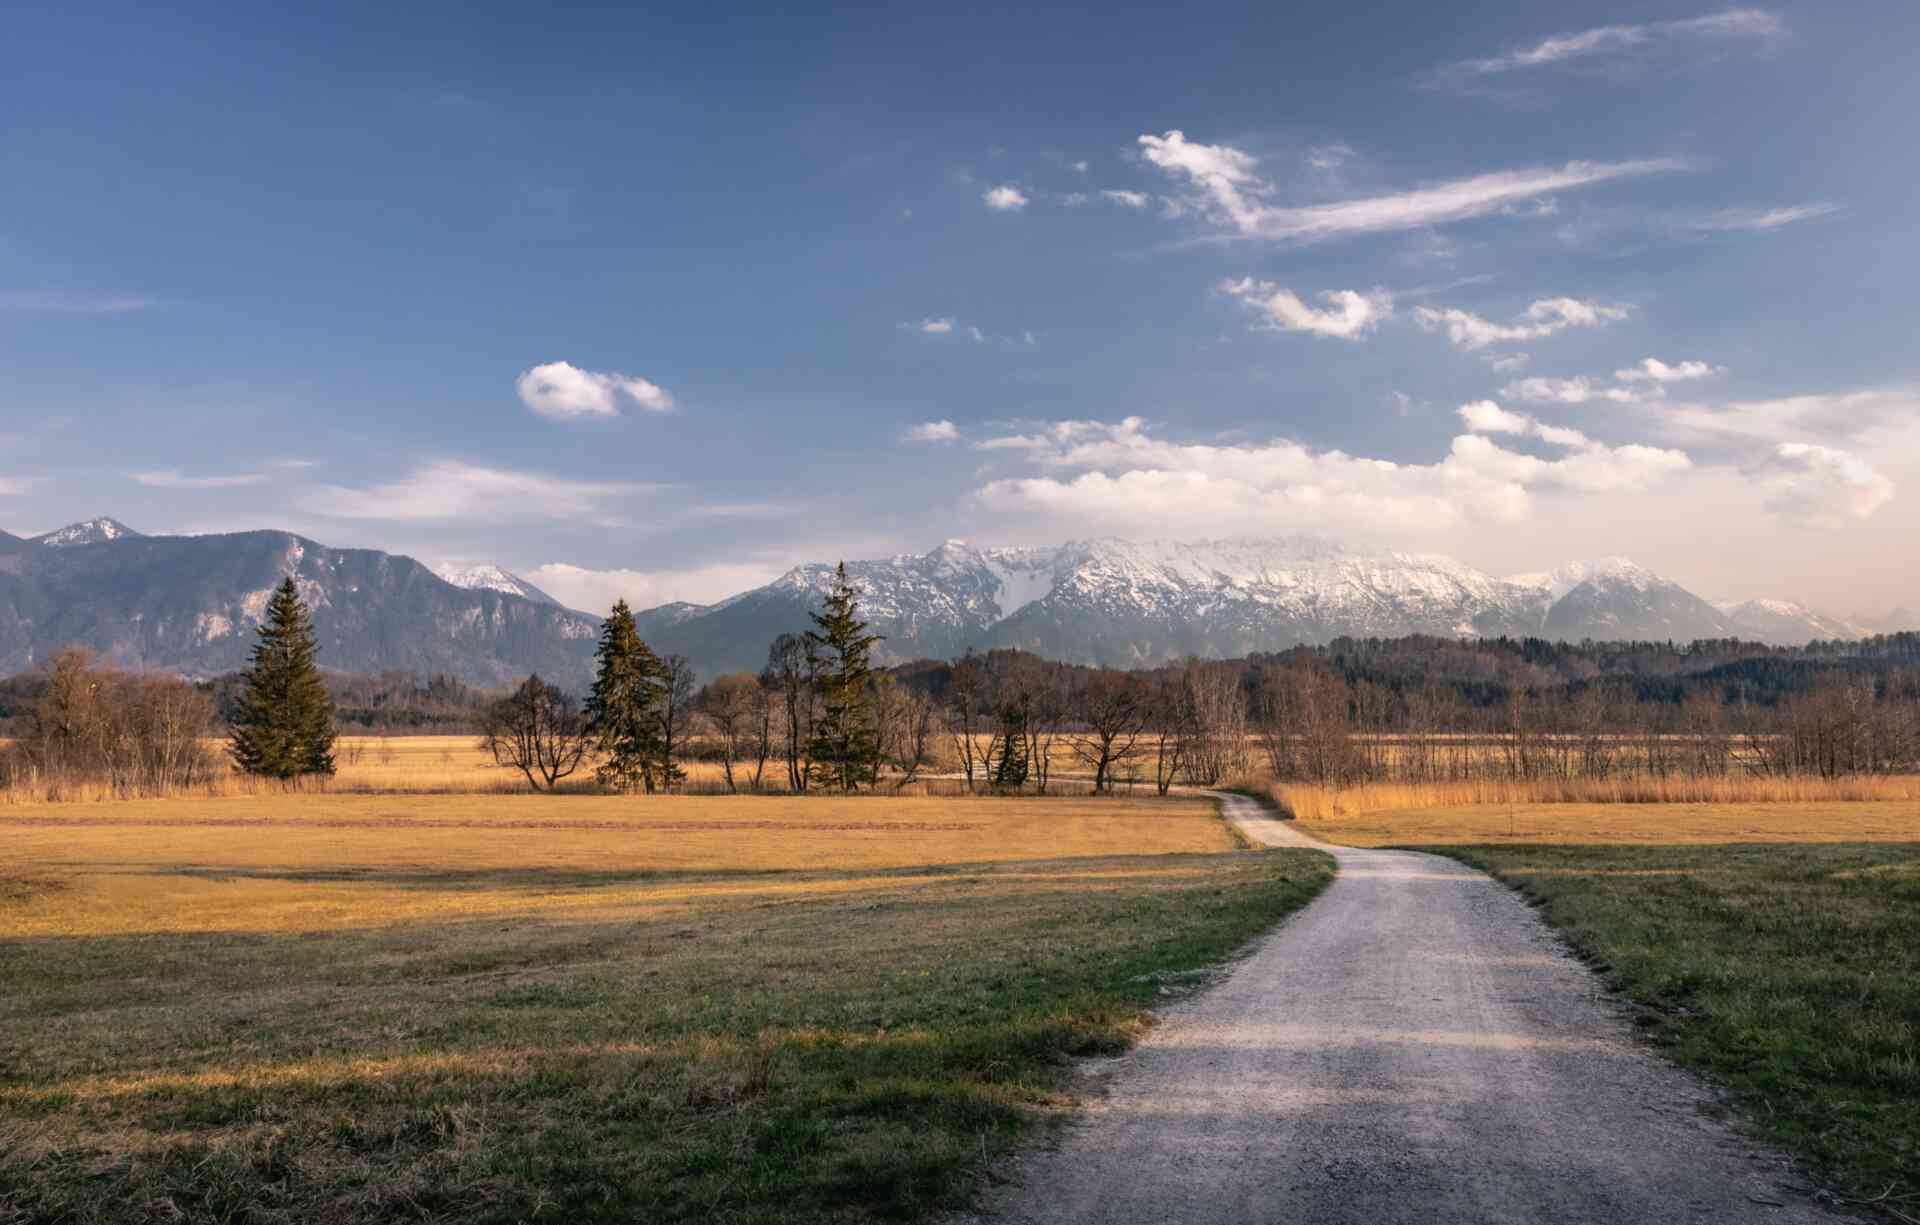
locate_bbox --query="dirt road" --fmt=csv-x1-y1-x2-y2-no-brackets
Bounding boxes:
960,793,1838,1224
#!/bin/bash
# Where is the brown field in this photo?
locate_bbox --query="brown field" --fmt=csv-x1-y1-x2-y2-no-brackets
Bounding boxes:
1270,774,1920,820
0,790,1332,1222
1290,798,1920,847
0,792,1232,939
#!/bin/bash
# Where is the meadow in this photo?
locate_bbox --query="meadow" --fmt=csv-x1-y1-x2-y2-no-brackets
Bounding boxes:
0,792,1331,1223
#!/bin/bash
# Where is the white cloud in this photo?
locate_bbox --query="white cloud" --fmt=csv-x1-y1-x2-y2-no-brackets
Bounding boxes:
1056,191,1091,207
1617,358,1721,383
1308,144,1356,171
906,420,959,444
1686,203,1841,232
969,414,1691,538
916,318,956,335
129,469,269,489
1652,388,1917,449
1136,131,1266,231
1756,443,1894,528
526,560,782,613
1414,297,1629,350
0,291,155,314
1071,160,1089,174
983,185,1029,211
1138,130,1684,242
969,326,985,342
1487,353,1530,373
1221,278,1392,340
1436,8,1784,79
1501,376,1648,405
1457,400,1534,435
302,460,645,524
1101,189,1150,208
515,360,673,419
0,477,32,496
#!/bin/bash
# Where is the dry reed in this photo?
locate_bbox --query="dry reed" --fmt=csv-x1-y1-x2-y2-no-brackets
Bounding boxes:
1268,774,1920,821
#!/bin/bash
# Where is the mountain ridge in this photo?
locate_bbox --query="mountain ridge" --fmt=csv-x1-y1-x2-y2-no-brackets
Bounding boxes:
0,520,1879,688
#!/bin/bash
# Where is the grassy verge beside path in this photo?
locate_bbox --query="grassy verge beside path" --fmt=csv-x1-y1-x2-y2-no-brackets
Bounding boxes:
1428,841,1920,1216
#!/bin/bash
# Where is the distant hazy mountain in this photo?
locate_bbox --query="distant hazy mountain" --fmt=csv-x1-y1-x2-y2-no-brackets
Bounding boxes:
0,522,1875,688
0,521,597,686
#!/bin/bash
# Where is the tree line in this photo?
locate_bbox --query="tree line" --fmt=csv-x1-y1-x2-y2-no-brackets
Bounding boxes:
1,577,339,796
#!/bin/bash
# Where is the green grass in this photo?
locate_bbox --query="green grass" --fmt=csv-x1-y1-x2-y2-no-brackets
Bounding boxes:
1,846,1331,1224
1428,842,1920,1212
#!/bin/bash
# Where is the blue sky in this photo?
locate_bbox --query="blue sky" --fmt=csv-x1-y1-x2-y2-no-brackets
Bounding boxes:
3,2,1918,614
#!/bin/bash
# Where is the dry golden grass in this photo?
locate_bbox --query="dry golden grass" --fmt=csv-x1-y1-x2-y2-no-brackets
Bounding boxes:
0,790,1329,1223
1286,798,1920,847
1270,774,1920,822
0,793,1230,938
2,735,1118,804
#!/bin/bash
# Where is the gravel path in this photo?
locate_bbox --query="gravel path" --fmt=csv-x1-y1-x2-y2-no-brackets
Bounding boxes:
958,793,1840,1224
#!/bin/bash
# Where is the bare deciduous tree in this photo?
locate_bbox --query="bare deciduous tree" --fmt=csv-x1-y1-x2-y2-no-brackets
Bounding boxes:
478,675,590,792
698,673,767,793
1070,670,1146,792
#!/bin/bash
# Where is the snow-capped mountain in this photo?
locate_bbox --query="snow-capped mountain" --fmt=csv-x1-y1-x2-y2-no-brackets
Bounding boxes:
635,537,1866,675
0,521,1880,686
432,563,559,606
31,517,142,547
1714,599,1864,643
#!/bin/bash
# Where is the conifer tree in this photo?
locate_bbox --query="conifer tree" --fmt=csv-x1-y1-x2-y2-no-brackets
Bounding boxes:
584,599,670,792
228,576,337,778
805,563,884,791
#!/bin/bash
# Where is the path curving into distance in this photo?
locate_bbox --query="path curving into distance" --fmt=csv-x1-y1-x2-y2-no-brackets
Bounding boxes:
959,792,1840,1224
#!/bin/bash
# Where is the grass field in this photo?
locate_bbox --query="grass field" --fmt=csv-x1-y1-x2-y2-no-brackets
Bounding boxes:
1432,842,1919,1215
0,793,1331,1223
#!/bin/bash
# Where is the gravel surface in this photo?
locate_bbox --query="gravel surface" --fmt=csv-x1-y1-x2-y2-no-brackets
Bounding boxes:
958,793,1842,1224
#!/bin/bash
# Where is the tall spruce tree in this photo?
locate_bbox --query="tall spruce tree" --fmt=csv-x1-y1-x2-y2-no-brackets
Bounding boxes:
805,563,884,791
228,576,337,778
584,599,670,792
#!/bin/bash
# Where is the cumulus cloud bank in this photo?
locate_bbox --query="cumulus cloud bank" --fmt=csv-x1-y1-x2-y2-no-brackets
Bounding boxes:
970,412,1691,538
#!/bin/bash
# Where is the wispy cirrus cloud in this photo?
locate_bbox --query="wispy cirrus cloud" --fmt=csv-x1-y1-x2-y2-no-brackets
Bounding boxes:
1683,203,1842,232
301,460,649,525
0,290,155,314
129,469,270,490
1221,278,1393,340
1137,130,1684,243
1428,9,1784,83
